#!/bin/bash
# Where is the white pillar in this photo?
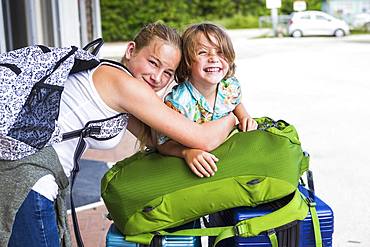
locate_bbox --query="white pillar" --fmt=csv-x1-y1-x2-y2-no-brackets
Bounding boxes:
0,4,7,52
25,0,45,45
51,0,61,47
271,8,278,37
92,0,102,39
78,0,88,46
58,0,81,47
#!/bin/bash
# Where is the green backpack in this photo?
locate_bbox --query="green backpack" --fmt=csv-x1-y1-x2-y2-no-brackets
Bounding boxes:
101,117,321,246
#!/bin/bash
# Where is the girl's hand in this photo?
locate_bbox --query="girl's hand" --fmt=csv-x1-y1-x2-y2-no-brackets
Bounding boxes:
239,117,258,132
182,149,219,178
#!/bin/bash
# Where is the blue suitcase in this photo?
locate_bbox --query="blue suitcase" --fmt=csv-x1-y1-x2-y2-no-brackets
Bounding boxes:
106,220,201,247
231,185,334,247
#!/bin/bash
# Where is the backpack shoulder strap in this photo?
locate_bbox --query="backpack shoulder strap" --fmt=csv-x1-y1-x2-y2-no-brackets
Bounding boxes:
99,58,133,76
70,38,104,75
83,38,104,55
125,189,309,246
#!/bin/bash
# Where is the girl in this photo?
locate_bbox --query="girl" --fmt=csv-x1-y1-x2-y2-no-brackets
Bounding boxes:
156,23,257,178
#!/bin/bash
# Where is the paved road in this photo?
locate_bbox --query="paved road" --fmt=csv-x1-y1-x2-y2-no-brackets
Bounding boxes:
231,34,370,247
66,159,108,209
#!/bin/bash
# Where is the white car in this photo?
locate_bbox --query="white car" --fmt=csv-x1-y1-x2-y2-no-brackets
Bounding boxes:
288,11,350,37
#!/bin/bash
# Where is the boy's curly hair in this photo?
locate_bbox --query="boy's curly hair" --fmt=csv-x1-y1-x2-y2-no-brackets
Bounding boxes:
176,22,236,83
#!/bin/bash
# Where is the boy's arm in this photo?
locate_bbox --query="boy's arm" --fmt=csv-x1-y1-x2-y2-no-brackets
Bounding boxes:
127,116,144,138
233,103,258,132
157,140,218,178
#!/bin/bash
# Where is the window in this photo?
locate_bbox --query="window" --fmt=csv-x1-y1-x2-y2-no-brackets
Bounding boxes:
315,15,330,21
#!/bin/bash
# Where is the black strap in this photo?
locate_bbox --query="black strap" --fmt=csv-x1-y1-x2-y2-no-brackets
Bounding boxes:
69,125,103,247
306,169,315,201
202,216,210,228
62,125,101,141
0,63,22,75
82,38,104,56
70,135,87,247
99,58,133,76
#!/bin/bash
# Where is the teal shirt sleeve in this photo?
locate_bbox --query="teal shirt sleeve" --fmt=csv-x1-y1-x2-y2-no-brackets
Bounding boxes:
222,76,242,106
213,77,242,120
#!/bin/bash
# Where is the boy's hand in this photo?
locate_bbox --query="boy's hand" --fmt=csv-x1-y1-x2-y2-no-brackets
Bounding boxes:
182,149,219,178
239,117,258,132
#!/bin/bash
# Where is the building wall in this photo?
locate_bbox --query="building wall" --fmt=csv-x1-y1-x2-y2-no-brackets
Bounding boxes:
0,2,5,53
323,0,370,17
0,0,102,52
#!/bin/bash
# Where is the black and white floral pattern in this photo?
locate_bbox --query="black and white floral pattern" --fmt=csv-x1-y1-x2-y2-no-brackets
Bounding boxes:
0,46,128,160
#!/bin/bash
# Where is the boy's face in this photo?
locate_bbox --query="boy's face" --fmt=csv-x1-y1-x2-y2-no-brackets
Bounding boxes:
124,38,180,92
189,33,229,88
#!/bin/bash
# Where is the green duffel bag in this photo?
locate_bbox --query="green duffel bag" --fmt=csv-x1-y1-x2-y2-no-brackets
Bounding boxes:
101,117,312,246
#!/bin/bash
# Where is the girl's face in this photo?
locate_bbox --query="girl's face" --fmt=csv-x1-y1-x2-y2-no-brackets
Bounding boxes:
189,33,229,89
124,38,180,92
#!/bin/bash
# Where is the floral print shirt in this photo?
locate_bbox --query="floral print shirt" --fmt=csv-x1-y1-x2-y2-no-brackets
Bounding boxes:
157,76,241,144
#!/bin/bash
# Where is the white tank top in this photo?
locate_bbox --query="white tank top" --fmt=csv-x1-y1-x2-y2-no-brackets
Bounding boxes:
32,62,129,200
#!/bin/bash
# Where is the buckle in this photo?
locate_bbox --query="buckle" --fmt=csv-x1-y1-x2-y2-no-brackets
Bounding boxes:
306,197,317,207
233,225,240,236
267,229,276,236
81,126,101,137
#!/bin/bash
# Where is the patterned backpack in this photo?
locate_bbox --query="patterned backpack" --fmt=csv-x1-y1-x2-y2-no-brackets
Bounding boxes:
0,38,127,161
0,39,128,246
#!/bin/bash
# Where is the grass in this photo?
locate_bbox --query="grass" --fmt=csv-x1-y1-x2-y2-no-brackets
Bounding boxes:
350,29,370,35
212,15,260,29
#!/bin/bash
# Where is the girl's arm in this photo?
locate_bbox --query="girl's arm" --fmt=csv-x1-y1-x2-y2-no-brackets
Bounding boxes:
94,66,235,151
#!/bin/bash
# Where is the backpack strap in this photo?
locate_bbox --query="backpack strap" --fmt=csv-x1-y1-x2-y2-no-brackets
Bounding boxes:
68,122,103,247
267,229,278,247
301,194,322,247
125,188,309,246
70,134,88,247
99,58,133,76
65,114,126,247
300,171,323,247
82,38,104,56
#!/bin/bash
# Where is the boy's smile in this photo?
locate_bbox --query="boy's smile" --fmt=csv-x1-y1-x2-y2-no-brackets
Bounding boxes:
189,33,229,91
203,67,222,72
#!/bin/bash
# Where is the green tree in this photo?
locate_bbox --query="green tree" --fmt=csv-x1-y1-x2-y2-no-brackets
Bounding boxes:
280,0,322,14
100,0,323,42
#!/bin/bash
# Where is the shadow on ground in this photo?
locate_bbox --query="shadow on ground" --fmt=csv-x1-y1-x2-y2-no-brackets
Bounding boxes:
66,159,108,209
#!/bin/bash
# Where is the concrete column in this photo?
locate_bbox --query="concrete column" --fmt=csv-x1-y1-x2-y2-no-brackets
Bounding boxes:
79,0,88,46
0,4,7,52
92,0,102,39
58,0,81,47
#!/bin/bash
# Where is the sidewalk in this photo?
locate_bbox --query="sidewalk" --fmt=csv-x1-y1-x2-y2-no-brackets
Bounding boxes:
67,202,111,247
99,28,271,60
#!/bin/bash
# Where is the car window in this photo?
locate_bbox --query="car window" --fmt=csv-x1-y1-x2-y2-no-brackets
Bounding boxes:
299,14,311,20
315,15,330,21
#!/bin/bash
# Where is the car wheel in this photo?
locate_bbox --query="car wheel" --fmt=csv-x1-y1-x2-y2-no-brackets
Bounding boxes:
291,30,303,38
334,29,345,37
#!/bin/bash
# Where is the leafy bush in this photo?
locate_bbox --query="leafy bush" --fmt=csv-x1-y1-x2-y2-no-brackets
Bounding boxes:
100,0,323,42
214,15,260,29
